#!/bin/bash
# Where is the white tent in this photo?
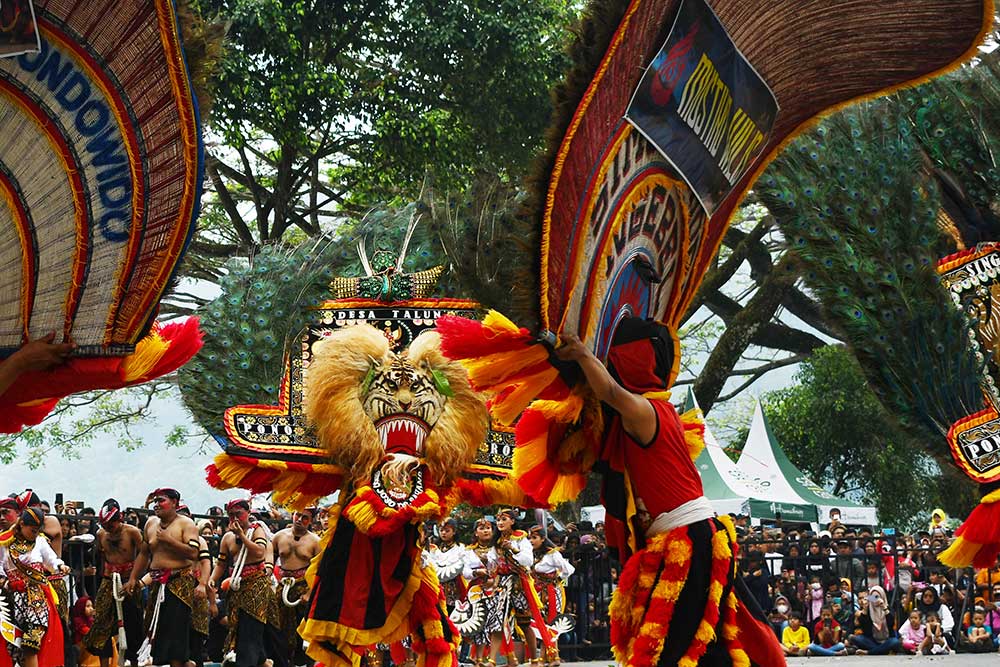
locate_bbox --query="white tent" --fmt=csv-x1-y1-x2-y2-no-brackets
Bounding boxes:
685,390,818,522
736,401,878,525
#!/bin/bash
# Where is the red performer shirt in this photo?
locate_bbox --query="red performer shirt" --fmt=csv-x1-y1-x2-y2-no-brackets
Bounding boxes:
604,399,703,532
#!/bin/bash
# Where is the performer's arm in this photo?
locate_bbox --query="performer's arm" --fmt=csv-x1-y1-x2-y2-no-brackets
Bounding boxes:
514,537,534,569
210,535,232,588
461,549,481,581
126,526,150,594
0,333,74,396
37,536,68,573
553,551,575,580
195,536,211,598
556,334,656,444
239,524,267,562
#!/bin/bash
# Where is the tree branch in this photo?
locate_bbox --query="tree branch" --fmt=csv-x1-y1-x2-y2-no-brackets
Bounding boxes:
682,217,771,323
715,354,808,402
206,161,256,248
694,256,801,413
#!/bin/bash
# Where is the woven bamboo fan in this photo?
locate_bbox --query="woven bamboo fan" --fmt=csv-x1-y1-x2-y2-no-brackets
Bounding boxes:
0,0,205,431
536,0,992,363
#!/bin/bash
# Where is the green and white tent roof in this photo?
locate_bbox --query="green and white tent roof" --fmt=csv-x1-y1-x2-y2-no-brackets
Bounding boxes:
735,401,878,526
683,390,818,521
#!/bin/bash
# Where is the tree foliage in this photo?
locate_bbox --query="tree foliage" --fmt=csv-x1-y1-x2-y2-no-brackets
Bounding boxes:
758,345,976,529
188,0,573,260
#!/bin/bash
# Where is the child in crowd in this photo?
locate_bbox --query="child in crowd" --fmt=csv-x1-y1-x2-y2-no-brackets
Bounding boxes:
864,561,882,591
70,596,105,667
808,606,846,656
806,576,824,623
966,610,995,653
782,612,810,657
923,611,949,655
898,610,925,654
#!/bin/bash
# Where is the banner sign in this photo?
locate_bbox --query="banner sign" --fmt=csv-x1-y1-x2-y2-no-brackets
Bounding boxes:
0,0,39,58
222,299,514,474
938,243,1000,483
744,499,818,523
625,0,778,215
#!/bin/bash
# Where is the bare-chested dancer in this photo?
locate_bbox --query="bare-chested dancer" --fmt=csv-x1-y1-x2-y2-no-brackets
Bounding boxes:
128,487,199,667
210,499,283,667
85,499,144,667
272,508,319,667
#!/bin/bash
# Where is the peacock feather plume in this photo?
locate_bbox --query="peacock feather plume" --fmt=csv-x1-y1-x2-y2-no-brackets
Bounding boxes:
757,104,985,446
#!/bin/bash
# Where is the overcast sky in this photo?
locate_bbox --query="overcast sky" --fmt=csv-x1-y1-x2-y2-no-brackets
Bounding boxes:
5,389,246,512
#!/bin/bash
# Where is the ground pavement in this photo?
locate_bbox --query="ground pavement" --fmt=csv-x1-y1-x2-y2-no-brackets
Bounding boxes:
566,657,995,667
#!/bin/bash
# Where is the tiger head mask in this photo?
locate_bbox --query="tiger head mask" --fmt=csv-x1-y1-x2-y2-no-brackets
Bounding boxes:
304,323,488,504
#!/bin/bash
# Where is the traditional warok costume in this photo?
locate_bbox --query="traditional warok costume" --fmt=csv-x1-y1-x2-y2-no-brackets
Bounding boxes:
84,501,144,667
216,500,282,667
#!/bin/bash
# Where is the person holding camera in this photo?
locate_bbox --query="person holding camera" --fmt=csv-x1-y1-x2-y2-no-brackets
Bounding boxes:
849,586,901,655
808,605,846,656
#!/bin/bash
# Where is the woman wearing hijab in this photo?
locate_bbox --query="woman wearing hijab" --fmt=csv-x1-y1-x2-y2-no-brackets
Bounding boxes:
848,586,901,655
916,585,956,648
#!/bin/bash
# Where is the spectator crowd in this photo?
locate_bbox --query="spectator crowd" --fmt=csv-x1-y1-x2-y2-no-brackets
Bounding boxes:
735,512,1000,656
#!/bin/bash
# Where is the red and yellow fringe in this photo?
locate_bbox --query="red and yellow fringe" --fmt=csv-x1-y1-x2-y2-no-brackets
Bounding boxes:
609,517,750,667
436,312,574,426
939,488,1000,568
610,528,693,667
679,408,706,461
0,318,203,434
451,476,546,509
512,392,604,505
344,484,450,536
206,452,344,510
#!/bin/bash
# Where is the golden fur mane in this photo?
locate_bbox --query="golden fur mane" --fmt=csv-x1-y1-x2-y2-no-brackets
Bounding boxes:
304,324,487,487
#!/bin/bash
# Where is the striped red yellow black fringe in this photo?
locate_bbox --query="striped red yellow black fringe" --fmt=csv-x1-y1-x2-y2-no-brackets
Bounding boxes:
677,523,735,667
609,517,747,667
610,527,693,667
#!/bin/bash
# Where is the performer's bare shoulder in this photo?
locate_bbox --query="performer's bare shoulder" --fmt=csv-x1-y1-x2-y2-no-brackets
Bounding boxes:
43,514,62,554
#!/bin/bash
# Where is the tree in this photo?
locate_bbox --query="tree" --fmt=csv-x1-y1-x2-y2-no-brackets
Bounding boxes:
180,0,575,285
756,345,975,528
748,52,1000,506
